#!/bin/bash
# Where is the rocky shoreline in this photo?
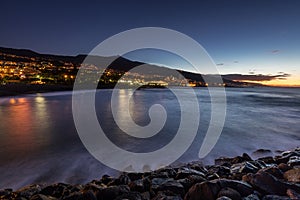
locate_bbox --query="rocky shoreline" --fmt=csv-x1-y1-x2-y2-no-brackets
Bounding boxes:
1,148,300,200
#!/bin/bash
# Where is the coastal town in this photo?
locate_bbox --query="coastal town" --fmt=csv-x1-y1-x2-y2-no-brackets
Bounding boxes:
0,47,256,88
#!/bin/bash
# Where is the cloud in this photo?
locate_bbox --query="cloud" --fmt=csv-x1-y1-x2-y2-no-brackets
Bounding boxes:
216,63,224,66
233,61,239,63
223,73,290,82
271,50,280,54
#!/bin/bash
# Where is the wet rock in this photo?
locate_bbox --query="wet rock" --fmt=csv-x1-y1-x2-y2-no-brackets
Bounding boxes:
253,149,272,154
157,180,185,197
175,168,206,179
286,189,300,199
62,191,97,200
177,179,193,192
0,188,12,197
283,167,300,183
208,166,231,178
243,171,300,196
140,191,151,200
40,183,74,198
275,151,299,165
108,174,131,186
217,197,233,200
156,167,177,178
129,179,145,192
100,174,115,185
152,191,183,200
259,167,283,179
30,194,57,200
215,154,252,166
188,174,206,183
184,181,221,200
258,156,275,164
82,183,103,193
242,193,260,200
151,178,174,191
277,163,292,172
217,179,253,197
287,156,300,167
17,184,43,198
262,195,291,200
231,162,259,174
217,187,241,200
95,185,130,200
114,191,143,200
189,163,208,174
126,172,144,181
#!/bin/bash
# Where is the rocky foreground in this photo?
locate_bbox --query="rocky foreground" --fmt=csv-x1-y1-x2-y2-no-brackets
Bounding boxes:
1,149,300,200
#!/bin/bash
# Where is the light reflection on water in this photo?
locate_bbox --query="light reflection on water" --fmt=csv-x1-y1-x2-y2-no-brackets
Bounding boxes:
0,87,299,189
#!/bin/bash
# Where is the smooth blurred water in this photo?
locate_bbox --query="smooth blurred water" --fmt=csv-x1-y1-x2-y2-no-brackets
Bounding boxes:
0,87,299,189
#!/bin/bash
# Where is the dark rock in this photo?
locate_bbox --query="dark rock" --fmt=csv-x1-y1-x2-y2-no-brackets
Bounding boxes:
287,156,300,167
140,191,151,200
129,179,145,192
262,195,291,200
17,184,43,198
187,175,206,185
95,185,130,200
152,192,183,200
286,189,300,199
114,191,143,200
184,181,221,200
0,188,12,196
150,172,170,179
217,197,233,200
108,174,131,186
30,194,57,200
283,167,300,183
208,166,231,178
207,173,221,180
157,180,185,197
126,172,144,181
215,154,252,166
217,187,241,200
242,153,253,161
243,171,300,196
253,149,272,154
177,179,193,192
258,156,275,164
277,163,292,172
156,167,178,178
175,168,206,180
231,162,259,174
242,193,260,200
260,167,283,179
61,192,84,200
151,178,174,191
275,152,299,165
100,174,115,185
40,183,69,198
217,179,253,197
82,183,103,193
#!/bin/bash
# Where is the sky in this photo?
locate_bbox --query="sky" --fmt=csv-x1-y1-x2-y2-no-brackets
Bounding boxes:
1,0,300,86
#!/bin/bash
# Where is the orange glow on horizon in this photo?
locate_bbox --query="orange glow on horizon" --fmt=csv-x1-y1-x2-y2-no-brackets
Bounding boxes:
235,75,300,87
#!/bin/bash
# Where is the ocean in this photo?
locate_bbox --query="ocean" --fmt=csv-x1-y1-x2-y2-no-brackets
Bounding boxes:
0,87,299,189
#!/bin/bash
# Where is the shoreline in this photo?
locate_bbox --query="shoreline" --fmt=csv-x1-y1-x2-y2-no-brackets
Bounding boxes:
1,148,299,200
0,84,74,97
1,83,299,98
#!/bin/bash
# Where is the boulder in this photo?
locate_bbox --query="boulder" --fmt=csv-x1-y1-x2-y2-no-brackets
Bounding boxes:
283,167,300,183
217,187,241,200
243,171,300,195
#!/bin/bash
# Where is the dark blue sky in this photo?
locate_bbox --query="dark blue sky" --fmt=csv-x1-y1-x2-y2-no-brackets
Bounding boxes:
1,0,300,85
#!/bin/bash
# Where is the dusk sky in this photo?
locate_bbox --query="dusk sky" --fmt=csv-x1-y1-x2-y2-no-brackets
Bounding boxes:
1,0,300,86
